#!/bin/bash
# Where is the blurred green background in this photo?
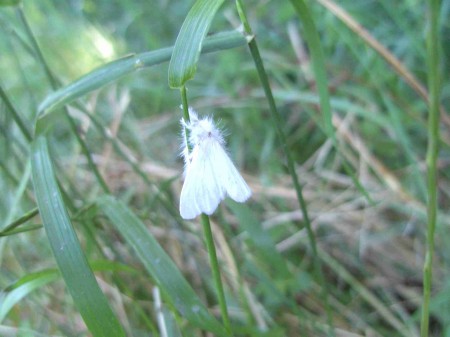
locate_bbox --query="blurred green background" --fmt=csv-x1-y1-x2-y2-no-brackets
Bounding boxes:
1,0,449,336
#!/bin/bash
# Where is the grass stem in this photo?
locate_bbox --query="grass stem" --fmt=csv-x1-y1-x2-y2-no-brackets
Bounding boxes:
179,87,231,335
420,0,441,336
0,85,32,142
180,86,193,153
235,0,334,334
1,207,39,234
200,213,232,335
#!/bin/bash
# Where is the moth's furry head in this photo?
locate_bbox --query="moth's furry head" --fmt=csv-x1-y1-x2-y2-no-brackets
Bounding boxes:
181,107,224,146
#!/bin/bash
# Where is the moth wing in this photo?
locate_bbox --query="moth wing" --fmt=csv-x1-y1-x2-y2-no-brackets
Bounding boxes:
210,141,252,203
180,142,226,219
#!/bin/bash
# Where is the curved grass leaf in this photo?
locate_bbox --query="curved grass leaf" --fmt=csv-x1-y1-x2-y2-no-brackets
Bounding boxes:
168,0,225,88
0,261,134,324
98,196,228,337
35,30,246,136
31,136,125,337
0,270,58,323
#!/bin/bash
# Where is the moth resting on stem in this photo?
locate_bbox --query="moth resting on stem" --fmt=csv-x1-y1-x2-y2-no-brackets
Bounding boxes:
179,107,251,220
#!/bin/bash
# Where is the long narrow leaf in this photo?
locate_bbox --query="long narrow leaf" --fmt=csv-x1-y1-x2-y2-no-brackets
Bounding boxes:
35,30,246,136
289,0,373,204
288,0,333,141
168,0,225,88
0,85,32,142
31,136,125,337
0,270,58,323
98,196,228,337
0,261,134,324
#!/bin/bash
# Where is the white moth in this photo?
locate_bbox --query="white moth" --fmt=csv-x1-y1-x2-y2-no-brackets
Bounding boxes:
180,107,251,220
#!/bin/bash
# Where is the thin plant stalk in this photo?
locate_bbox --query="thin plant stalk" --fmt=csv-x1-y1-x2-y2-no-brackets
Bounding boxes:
0,85,32,142
180,86,192,152
179,86,232,335
1,207,39,234
234,0,334,334
200,214,232,334
420,0,441,336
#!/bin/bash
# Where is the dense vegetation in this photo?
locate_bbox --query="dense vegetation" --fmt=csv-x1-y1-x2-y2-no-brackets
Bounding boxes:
0,0,448,336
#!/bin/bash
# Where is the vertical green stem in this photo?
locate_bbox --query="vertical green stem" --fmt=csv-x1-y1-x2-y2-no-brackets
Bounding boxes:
200,214,232,335
0,85,32,142
420,0,441,336
180,86,193,153
235,0,334,335
180,86,190,122
179,87,231,335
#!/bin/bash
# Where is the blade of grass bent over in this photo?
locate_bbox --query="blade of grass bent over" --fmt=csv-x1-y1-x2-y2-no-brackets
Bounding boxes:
31,136,125,337
0,261,135,324
168,0,225,88
0,270,59,323
35,30,246,136
98,196,228,337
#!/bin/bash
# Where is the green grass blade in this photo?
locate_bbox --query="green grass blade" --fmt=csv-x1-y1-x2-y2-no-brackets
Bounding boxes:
37,54,139,120
382,96,427,200
98,196,228,337
1,159,31,229
31,135,125,337
0,261,134,323
0,223,42,236
235,0,335,333
421,0,441,335
316,0,430,106
0,270,59,323
35,29,245,136
0,85,32,142
199,213,231,334
289,0,373,205
0,0,20,6
288,0,333,140
168,0,225,88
